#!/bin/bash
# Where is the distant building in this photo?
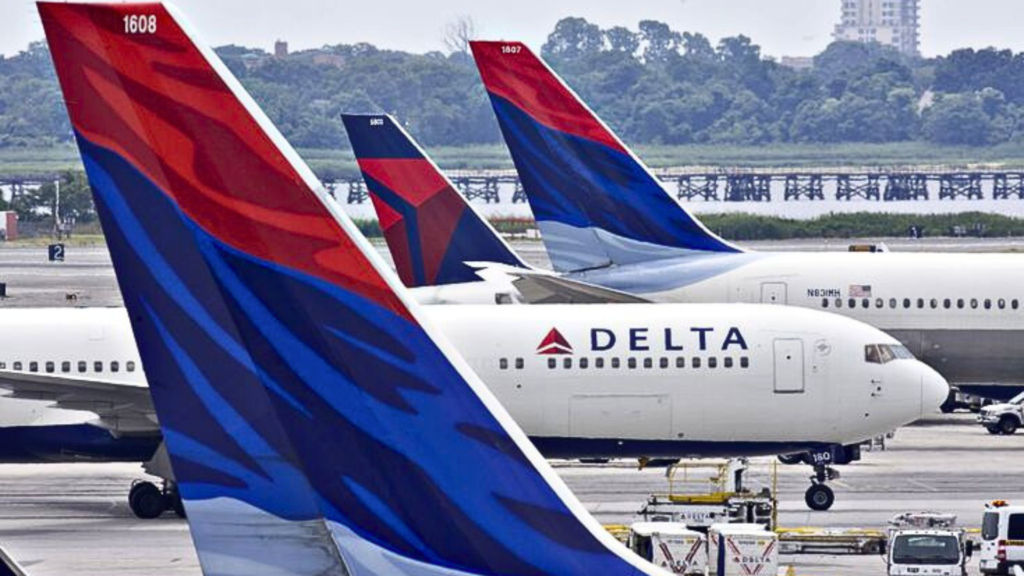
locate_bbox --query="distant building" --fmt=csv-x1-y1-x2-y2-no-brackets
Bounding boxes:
274,40,289,58
833,0,920,56
780,56,814,71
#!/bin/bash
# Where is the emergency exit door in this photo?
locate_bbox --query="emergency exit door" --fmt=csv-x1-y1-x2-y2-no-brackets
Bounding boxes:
760,282,788,304
773,339,805,393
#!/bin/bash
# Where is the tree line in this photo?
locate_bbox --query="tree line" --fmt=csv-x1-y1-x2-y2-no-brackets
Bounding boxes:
2,18,1024,150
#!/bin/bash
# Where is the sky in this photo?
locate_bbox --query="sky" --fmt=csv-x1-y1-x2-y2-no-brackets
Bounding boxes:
3,0,1024,59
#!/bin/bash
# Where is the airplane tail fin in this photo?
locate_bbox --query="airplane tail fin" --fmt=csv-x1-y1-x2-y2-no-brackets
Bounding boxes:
42,3,657,575
470,41,741,272
342,114,529,288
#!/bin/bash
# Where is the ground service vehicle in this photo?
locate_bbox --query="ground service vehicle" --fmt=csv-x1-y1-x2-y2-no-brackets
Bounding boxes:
885,512,970,576
979,393,1024,435
981,502,1024,575
627,522,706,575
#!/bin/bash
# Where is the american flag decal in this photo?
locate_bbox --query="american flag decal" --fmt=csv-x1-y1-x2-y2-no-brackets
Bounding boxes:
849,285,872,298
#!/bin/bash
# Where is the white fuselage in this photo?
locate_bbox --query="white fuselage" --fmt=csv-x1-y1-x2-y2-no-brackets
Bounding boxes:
0,304,945,458
422,250,1024,395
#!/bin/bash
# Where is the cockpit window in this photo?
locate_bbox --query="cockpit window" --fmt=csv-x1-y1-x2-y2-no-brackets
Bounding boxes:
866,344,915,364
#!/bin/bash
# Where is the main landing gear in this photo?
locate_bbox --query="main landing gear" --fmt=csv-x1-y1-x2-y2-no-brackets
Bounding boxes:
129,479,185,519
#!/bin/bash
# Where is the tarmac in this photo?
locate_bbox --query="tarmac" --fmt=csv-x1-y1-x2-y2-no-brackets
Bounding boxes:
0,241,1020,575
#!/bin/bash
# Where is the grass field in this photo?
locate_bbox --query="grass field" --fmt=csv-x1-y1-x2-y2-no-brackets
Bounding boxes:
5,141,1024,180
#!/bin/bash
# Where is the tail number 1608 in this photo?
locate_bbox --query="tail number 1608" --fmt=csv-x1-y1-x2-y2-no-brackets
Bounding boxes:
124,14,157,35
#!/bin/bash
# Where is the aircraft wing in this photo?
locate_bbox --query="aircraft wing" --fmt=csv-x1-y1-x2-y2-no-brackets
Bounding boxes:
467,262,650,304
0,371,156,434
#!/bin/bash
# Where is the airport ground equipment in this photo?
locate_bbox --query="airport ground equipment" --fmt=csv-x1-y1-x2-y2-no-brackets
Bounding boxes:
639,459,777,530
707,523,778,576
978,393,1024,435
980,501,1024,575
883,512,970,576
627,522,707,575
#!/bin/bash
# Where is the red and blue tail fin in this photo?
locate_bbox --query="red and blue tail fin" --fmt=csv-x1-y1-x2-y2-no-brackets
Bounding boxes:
342,114,528,288
470,41,741,272
42,3,660,575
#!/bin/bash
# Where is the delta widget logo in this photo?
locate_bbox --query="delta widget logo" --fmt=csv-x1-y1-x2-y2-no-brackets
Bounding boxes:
537,328,573,355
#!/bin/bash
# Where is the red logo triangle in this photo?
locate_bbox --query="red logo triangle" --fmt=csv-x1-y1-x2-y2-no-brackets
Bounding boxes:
537,328,573,355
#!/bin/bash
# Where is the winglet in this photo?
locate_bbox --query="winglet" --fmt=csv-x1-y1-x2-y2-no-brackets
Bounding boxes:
43,3,658,574
342,113,529,287
471,41,741,272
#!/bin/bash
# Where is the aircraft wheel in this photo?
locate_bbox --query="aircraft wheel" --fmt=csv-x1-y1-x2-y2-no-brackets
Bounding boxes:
129,482,165,519
805,484,835,511
777,454,804,465
999,416,1019,435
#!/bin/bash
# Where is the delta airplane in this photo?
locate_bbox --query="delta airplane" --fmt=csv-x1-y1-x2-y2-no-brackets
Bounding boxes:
380,39,1022,403
21,0,946,528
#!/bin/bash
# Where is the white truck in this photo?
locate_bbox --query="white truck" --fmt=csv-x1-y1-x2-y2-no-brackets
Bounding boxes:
627,522,707,575
980,502,1024,575
884,512,971,576
707,523,778,576
978,393,1024,435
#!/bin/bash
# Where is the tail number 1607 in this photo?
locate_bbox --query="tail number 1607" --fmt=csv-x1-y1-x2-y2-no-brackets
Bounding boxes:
123,14,157,35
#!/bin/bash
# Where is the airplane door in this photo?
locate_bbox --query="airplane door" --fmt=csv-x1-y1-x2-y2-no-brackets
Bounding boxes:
773,339,805,393
760,282,788,305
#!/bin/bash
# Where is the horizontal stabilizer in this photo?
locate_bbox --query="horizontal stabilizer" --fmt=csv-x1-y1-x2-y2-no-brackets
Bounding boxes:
466,262,649,304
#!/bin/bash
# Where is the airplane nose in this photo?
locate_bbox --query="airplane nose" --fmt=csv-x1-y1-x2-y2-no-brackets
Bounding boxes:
919,364,950,416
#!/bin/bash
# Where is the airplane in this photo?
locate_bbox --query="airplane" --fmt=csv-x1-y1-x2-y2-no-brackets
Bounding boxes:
23,0,945,528
460,39,1024,404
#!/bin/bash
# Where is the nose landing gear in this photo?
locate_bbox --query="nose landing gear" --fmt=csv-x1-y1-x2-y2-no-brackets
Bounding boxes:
805,463,840,511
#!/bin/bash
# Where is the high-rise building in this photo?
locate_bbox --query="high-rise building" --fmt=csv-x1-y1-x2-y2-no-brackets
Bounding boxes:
833,0,920,56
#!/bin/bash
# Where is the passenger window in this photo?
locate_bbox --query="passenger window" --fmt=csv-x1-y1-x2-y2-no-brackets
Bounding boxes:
579,357,588,369
547,358,556,369
29,362,38,373
13,362,21,371
971,299,978,309
821,298,828,308
889,298,897,309
692,357,702,368
835,298,843,309
111,361,120,373
612,358,620,369
0,362,5,370
861,298,869,309
1014,299,1020,310
127,361,137,372
46,361,54,373
659,358,668,369
724,357,734,368
628,358,637,369
902,298,911,309
957,298,964,309
943,299,951,309
61,361,70,373
643,358,653,369
984,299,992,310
94,361,103,372
740,357,749,368
594,358,603,369
929,299,937,309
515,358,524,370
563,358,572,369
916,298,924,309
999,299,1006,310
708,357,718,368
848,298,856,309
499,358,508,370
78,361,87,373
676,357,685,368
875,298,883,309
865,344,881,364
